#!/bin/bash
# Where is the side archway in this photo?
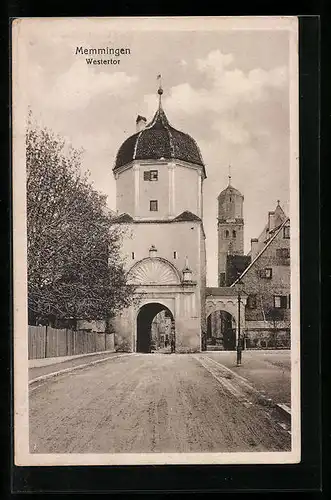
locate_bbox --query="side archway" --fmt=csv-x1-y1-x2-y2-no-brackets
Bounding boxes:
206,310,236,350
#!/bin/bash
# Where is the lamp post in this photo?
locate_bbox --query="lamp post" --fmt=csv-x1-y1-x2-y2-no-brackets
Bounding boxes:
236,280,244,366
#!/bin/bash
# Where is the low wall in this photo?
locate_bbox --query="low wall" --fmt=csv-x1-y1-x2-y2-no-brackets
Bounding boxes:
245,328,290,349
28,326,114,360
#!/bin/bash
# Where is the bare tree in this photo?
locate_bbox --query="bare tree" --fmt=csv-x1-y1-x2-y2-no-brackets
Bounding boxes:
27,115,135,326
264,306,284,348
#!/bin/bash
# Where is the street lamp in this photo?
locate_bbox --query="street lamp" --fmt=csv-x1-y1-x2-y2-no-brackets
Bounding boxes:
236,279,244,366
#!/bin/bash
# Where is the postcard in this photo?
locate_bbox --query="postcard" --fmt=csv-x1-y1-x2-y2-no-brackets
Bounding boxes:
12,16,300,466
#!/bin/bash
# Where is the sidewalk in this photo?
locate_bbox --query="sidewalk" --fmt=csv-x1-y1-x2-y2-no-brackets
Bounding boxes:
205,350,291,406
29,350,125,381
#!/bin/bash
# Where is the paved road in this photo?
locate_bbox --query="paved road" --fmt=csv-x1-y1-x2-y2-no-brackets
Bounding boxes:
29,353,291,454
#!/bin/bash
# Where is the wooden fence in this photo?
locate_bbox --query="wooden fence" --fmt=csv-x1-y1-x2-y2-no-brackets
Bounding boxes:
28,326,114,360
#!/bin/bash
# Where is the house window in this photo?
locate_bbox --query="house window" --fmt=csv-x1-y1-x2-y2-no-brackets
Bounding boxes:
131,252,135,259
247,294,257,309
150,200,158,211
283,226,290,239
260,268,272,279
276,248,290,259
274,295,287,308
232,230,236,238
144,170,158,181
173,251,177,259
225,230,229,238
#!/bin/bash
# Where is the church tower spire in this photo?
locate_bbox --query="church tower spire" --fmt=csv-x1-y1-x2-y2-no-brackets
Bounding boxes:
157,74,163,109
217,171,244,286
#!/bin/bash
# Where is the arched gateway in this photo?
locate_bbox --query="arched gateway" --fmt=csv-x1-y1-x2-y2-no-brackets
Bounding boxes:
112,255,203,353
136,303,174,353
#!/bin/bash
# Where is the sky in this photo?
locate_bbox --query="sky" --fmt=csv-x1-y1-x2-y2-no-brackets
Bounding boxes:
17,18,296,286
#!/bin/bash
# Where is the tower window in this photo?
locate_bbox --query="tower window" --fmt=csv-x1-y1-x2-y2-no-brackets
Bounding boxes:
150,200,158,211
131,252,135,259
173,251,177,259
144,170,158,181
232,230,236,238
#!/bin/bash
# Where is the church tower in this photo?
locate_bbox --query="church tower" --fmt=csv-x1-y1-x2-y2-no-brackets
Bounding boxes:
217,173,244,286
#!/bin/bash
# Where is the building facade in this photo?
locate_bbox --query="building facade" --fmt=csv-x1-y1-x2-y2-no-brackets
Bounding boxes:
232,203,291,349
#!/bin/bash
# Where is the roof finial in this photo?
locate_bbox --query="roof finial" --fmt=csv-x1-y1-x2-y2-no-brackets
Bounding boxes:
277,199,280,206
157,74,163,108
228,164,232,185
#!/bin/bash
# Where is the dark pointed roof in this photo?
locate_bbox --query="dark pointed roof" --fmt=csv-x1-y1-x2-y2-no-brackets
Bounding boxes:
173,210,202,222
113,213,134,223
114,103,205,173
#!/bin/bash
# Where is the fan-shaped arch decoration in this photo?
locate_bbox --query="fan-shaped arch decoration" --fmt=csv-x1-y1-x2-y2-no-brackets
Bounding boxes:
128,258,180,285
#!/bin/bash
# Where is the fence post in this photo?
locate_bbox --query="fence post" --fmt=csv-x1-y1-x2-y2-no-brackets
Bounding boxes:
44,326,48,358
104,331,107,351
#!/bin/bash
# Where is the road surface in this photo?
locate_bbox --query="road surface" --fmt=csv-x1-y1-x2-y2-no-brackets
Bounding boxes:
29,352,291,454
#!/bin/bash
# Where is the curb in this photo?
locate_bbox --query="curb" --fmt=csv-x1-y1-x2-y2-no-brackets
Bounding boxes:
199,354,292,424
28,350,116,369
29,353,133,387
275,403,291,422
